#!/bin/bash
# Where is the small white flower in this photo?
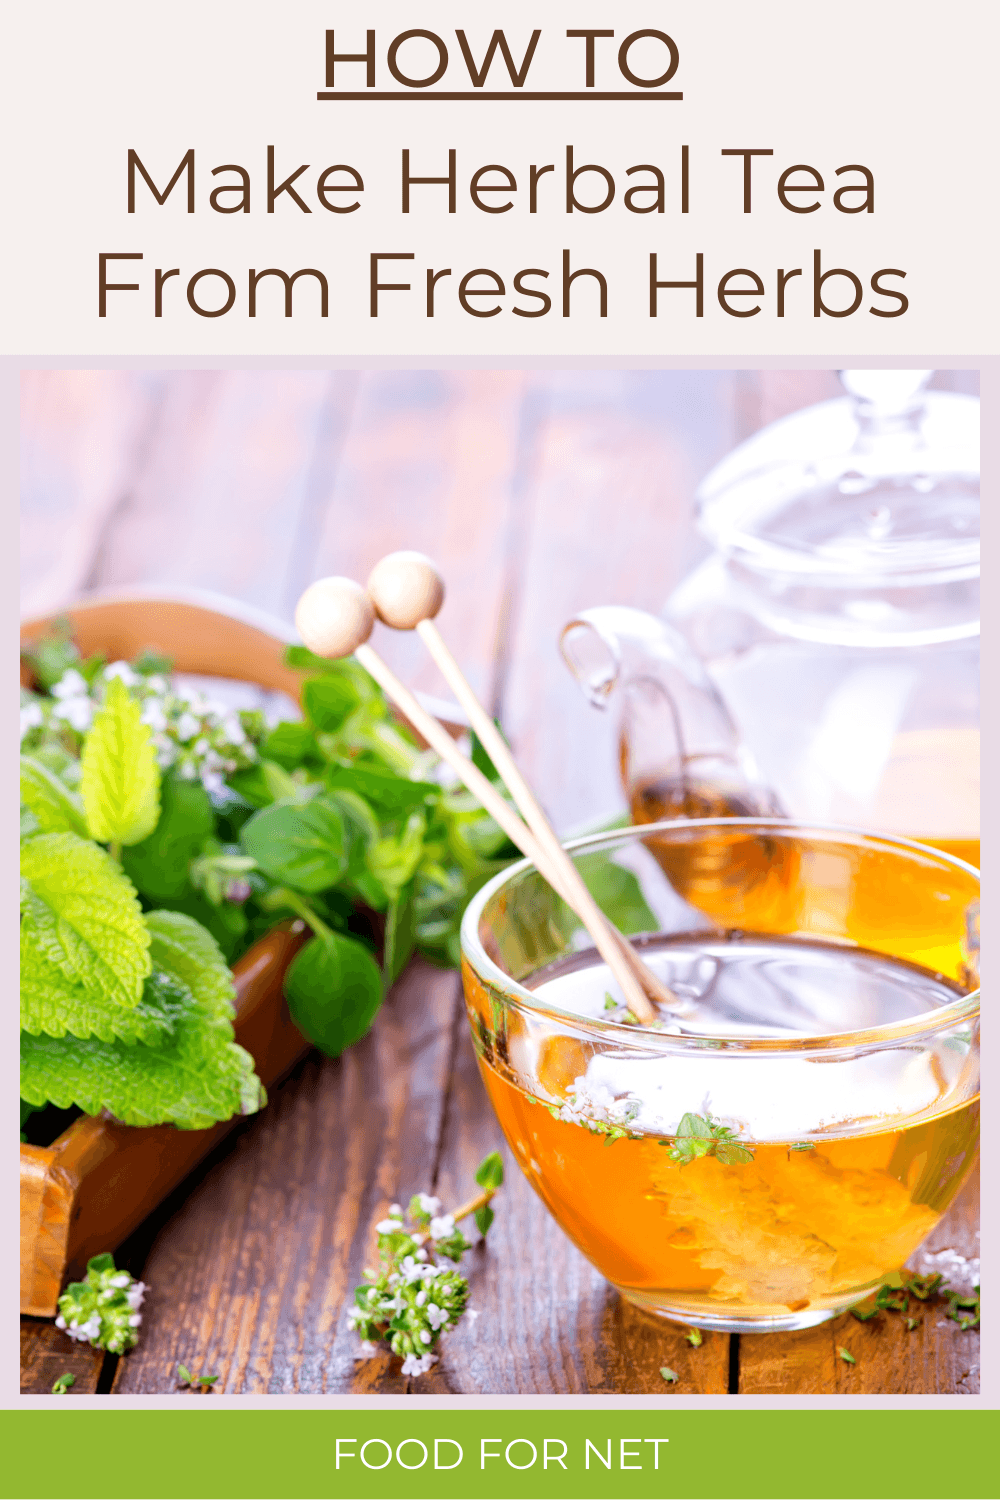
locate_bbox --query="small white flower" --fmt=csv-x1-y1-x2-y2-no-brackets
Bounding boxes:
54,1315,66,1330
357,1340,378,1359
375,1218,400,1234
176,712,201,742
429,1214,455,1240
389,1203,402,1217
141,701,168,732
414,1290,427,1308
128,1313,142,1327
19,703,43,738
419,1329,432,1345
146,675,167,693
410,1231,427,1246
51,669,87,699
105,661,139,686
126,1282,146,1310
99,1288,114,1302
465,1308,480,1324
110,1272,131,1289
415,1248,427,1262
425,1303,448,1331
418,1193,441,1215
177,761,198,780
401,1352,439,1377
52,696,93,731
367,1287,379,1302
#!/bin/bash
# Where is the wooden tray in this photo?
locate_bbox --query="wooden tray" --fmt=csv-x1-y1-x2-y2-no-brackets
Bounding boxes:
20,593,311,1316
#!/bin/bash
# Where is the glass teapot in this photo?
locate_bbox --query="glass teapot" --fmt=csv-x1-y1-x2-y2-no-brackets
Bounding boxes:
562,371,980,866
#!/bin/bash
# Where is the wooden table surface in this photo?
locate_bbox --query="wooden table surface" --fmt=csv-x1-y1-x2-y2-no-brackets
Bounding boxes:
20,368,980,1396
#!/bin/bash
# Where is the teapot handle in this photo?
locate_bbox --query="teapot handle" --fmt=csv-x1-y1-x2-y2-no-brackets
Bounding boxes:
560,605,782,817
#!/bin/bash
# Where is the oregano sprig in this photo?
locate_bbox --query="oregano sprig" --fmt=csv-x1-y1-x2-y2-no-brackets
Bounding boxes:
659,1112,755,1166
348,1153,503,1377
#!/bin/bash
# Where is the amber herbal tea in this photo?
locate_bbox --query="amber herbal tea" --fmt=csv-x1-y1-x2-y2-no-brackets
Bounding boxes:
461,822,980,1332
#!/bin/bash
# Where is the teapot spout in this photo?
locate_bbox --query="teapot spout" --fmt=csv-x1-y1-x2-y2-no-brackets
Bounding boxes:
560,606,781,820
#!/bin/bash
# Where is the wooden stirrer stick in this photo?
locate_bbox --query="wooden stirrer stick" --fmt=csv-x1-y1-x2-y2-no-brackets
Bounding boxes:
364,553,682,1018
295,575,658,1022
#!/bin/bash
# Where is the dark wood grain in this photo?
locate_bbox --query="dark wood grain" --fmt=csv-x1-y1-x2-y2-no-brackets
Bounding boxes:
112,960,460,1394
738,1165,980,1395
20,1318,106,1395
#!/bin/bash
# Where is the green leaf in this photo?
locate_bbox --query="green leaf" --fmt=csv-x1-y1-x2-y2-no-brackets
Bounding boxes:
676,1113,711,1138
80,677,161,846
383,883,416,988
260,720,319,770
121,774,214,900
838,1347,856,1365
475,1151,505,1191
240,796,347,894
714,1141,755,1165
20,832,151,1008
574,851,658,936
86,1253,116,1276
143,909,238,1025
20,937,187,1045
19,756,88,838
325,766,438,819
20,981,264,1130
474,1204,494,1236
177,1365,192,1385
469,720,509,783
51,1373,75,1395
685,1328,703,1347
283,932,384,1056
660,1367,678,1383
366,811,426,902
302,674,363,732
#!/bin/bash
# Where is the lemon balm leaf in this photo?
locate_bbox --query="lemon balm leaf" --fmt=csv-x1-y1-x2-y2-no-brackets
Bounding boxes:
20,832,151,1008
20,937,184,1046
144,909,237,1026
20,988,264,1130
19,756,89,838
80,677,161,847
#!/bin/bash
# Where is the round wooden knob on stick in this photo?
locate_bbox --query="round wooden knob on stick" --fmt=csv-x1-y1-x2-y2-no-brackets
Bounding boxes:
295,577,375,659
367,551,445,629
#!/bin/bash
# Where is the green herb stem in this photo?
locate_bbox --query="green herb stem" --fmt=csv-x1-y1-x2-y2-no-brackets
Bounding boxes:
279,890,335,943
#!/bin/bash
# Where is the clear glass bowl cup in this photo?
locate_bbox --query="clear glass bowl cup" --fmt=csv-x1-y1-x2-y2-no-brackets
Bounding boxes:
460,820,980,1332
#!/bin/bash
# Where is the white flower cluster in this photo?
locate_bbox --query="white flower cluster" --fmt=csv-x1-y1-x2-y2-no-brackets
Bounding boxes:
55,1312,101,1344
558,1076,643,1130
22,662,260,795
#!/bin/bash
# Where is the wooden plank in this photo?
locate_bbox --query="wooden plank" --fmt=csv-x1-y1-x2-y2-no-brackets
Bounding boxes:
425,1003,730,1394
112,960,461,1394
81,371,360,620
20,370,165,617
738,1165,980,1394
20,1318,106,1395
310,369,531,704
500,371,740,830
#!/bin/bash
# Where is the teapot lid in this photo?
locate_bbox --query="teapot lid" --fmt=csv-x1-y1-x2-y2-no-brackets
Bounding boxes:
693,372,979,645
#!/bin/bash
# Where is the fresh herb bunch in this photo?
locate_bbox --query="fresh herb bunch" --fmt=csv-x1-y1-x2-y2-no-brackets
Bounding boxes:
20,630,521,1083
348,1153,504,1378
20,671,263,1132
55,1254,146,1354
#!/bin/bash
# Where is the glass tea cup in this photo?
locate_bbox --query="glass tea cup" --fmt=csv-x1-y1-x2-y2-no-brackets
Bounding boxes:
460,820,979,1332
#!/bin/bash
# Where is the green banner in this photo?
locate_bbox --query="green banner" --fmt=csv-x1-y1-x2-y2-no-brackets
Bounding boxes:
1,1408,996,1498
